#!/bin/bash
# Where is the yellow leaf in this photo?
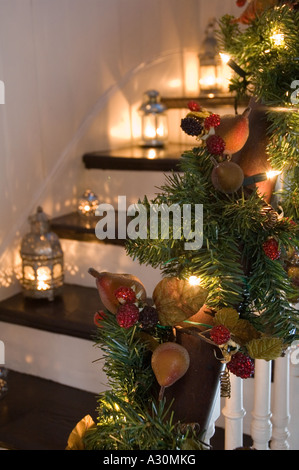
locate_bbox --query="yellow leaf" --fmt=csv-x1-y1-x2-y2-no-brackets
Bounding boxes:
153,277,208,326
246,337,283,361
231,319,260,345
214,308,239,330
136,331,161,352
66,415,95,450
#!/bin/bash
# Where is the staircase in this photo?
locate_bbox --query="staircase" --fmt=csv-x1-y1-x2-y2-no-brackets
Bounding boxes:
0,137,189,450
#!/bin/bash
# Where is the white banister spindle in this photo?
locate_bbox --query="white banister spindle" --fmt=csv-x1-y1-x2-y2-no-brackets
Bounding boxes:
251,360,272,450
222,374,246,450
270,351,290,450
205,389,221,446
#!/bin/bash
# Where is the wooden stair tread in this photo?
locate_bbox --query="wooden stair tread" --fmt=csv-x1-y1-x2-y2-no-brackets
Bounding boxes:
82,143,187,171
0,284,101,340
0,370,97,450
50,211,126,245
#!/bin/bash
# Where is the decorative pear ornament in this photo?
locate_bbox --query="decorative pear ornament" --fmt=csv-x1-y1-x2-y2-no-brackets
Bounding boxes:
88,268,146,314
151,342,190,400
214,107,251,155
211,159,244,194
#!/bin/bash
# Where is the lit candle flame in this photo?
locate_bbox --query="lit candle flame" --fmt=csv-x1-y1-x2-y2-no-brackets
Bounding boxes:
37,280,50,291
147,149,157,159
37,267,51,291
144,125,156,139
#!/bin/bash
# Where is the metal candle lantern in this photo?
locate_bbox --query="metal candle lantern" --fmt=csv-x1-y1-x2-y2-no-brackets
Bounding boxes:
77,189,99,216
0,368,8,399
20,207,64,301
199,19,230,95
139,90,168,147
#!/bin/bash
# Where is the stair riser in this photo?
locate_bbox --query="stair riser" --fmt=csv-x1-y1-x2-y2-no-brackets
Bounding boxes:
82,169,167,207
0,321,106,393
61,239,162,295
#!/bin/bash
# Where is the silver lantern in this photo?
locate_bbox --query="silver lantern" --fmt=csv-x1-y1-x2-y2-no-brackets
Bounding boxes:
0,368,8,399
139,90,168,147
20,207,64,301
199,19,231,96
77,189,99,216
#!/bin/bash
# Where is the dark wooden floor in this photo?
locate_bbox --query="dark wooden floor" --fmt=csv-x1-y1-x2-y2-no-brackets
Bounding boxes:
0,370,98,450
0,370,253,451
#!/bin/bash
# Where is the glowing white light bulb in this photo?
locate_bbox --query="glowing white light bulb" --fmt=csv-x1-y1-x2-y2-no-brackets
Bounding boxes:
270,31,285,47
266,170,282,180
188,276,201,286
220,53,230,64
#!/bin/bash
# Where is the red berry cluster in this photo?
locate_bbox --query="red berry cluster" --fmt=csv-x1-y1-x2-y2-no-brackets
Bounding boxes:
113,286,139,328
210,324,231,345
188,100,201,112
262,238,281,260
227,352,254,379
206,135,226,155
204,114,221,130
116,303,139,329
114,286,136,304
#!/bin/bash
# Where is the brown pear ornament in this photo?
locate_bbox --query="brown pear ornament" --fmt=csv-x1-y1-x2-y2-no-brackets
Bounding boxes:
211,160,244,194
151,342,190,400
215,107,251,155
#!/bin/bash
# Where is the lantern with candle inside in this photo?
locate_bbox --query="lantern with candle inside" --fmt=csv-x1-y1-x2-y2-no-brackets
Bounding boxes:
198,19,232,96
0,368,8,399
77,189,99,216
139,90,168,148
20,207,64,301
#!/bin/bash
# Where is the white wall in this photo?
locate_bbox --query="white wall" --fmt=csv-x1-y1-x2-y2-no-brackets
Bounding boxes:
0,0,240,300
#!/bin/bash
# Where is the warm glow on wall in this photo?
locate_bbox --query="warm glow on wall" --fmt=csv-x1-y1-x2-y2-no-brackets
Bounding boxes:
184,51,200,96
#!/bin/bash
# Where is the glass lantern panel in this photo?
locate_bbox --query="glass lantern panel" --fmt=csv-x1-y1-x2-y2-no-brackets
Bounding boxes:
53,263,62,279
24,265,35,281
156,115,168,140
142,114,158,140
199,65,218,92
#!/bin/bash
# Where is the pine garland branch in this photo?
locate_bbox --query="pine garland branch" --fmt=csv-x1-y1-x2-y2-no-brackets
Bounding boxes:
86,311,208,451
92,310,160,404
84,392,208,450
